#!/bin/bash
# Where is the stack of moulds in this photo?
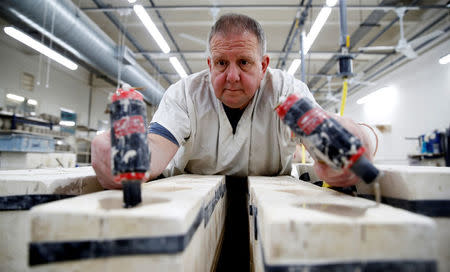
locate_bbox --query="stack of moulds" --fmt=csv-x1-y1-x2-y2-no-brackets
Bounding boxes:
295,163,449,271
248,176,438,272
0,167,103,272
27,174,226,272
356,165,450,272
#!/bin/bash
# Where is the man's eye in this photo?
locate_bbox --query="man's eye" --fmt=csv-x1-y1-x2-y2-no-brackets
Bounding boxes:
240,60,248,65
217,60,226,66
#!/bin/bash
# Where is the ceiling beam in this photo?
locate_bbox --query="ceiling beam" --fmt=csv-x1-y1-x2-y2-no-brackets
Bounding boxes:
91,0,172,85
81,5,449,13
146,0,192,74
307,0,422,91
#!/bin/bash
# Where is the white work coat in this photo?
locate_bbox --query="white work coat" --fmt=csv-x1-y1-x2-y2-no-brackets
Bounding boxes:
151,68,316,177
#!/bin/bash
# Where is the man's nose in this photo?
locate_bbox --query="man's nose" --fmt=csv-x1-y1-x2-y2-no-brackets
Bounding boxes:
226,64,240,82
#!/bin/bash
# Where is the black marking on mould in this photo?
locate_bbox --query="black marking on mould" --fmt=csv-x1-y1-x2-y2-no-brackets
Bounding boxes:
29,199,204,266
264,260,437,272
299,172,311,181
0,194,76,211
358,194,450,217
204,181,226,227
253,206,258,241
29,180,228,266
313,180,324,187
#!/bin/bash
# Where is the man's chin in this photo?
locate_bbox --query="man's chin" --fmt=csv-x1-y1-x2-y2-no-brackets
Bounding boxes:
222,99,245,109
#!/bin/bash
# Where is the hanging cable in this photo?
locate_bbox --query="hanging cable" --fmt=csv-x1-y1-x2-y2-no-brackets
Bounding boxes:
116,11,130,91
340,78,348,116
45,8,56,88
36,2,48,86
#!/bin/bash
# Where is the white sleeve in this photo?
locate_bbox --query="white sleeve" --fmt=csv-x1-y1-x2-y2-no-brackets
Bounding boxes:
150,80,191,146
294,78,317,103
280,71,321,109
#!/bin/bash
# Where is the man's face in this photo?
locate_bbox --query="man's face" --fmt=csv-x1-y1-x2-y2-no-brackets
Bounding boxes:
207,32,269,109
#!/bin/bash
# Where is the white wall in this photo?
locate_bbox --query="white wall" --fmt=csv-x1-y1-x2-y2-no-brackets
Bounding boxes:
0,40,115,134
0,41,89,122
335,41,450,164
0,39,160,137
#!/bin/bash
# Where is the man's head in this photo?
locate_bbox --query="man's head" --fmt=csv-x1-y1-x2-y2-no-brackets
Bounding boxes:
207,13,270,109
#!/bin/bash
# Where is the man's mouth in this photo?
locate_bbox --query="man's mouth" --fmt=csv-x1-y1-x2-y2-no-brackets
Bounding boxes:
225,88,241,92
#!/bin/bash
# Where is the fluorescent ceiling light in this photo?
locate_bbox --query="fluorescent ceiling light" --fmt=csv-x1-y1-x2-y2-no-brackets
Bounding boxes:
9,11,83,62
357,87,394,105
128,0,136,3
439,53,450,64
3,26,78,71
288,4,335,75
59,120,76,127
133,5,171,53
169,57,188,78
6,93,25,102
304,6,333,54
27,99,38,105
287,59,302,75
326,0,338,7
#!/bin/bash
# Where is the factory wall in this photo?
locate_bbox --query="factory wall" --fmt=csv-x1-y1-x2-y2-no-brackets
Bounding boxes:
341,41,450,165
0,40,112,132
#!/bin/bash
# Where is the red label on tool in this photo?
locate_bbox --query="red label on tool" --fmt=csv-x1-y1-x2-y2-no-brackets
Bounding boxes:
113,115,146,137
347,146,366,168
112,89,143,102
276,94,301,120
114,172,146,183
297,108,328,135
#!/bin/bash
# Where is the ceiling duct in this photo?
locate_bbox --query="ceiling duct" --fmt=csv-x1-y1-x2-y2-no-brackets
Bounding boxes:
0,0,165,105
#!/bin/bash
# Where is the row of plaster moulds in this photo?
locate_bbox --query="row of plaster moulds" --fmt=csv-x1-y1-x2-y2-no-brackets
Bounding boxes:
0,167,103,272
248,175,438,272
356,164,450,272
27,174,226,272
295,162,450,272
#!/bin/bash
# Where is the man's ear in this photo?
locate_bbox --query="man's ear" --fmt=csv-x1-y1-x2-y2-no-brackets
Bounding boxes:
207,57,212,71
261,55,270,76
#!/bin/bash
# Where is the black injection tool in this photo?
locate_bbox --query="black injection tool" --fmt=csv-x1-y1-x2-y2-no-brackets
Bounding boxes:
276,93,381,202
110,86,150,208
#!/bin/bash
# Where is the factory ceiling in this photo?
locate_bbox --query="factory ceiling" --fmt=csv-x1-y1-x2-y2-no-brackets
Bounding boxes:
0,0,449,107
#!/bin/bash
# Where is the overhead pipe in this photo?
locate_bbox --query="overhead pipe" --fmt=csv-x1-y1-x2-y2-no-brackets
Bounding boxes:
0,0,165,105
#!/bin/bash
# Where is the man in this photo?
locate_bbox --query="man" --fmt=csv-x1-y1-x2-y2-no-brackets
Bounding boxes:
92,13,374,189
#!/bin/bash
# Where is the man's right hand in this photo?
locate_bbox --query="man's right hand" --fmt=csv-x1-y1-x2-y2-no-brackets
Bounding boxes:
91,130,179,189
91,130,122,189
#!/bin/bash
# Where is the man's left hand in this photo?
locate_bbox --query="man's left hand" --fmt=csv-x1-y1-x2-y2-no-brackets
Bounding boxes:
313,115,374,187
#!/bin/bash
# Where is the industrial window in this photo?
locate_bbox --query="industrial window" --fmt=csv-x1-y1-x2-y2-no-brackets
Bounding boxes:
22,72,34,92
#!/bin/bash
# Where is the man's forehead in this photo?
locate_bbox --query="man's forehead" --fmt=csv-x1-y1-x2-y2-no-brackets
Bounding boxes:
210,30,257,44
210,33,259,56
210,52,256,61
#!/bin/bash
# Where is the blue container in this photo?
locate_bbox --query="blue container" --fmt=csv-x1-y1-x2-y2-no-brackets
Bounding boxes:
0,133,55,152
429,131,442,154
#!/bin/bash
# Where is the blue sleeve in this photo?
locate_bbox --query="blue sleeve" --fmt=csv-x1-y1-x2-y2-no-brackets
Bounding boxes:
148,122,180,147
